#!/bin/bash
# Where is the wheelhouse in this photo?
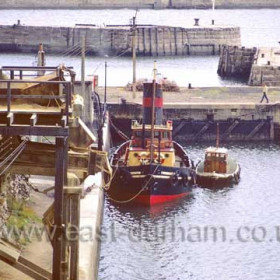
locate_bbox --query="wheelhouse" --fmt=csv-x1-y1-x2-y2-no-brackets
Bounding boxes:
130,120,173,149
204,147,228,174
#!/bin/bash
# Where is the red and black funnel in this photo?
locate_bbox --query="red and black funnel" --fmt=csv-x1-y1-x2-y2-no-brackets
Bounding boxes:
143,82,163,125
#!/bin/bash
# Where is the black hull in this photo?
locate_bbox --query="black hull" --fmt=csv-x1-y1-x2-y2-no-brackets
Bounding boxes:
196,165,241,189
107,164,196,205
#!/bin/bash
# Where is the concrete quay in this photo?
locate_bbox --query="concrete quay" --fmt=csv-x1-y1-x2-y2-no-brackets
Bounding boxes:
0,23,240,56
100,86,280,142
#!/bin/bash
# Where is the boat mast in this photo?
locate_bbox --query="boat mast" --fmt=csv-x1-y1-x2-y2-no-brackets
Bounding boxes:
216,122,220,148
150,61,157,163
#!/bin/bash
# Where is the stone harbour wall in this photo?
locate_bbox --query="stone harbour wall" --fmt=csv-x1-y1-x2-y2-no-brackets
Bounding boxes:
249,64,280,86
249,48,280,86
0,24,241,56
217,45,257,79
1,0,280,9
218,46,280,86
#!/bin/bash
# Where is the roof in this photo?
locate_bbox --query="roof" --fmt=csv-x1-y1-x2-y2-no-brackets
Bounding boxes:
205,147,228,154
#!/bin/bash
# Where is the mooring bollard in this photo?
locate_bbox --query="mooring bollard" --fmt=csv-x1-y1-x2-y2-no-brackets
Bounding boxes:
194,18,200,26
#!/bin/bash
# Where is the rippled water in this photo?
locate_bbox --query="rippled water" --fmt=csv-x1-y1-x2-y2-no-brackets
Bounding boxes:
1,9,280,86
0,8,280,279
1,9,280,47
99,143,280,280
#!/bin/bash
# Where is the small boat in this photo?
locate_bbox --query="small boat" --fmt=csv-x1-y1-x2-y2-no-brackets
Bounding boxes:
196,124,241,188
107,65,196,205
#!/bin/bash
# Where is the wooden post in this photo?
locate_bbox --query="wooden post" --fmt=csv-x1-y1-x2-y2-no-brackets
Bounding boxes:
150,61,157,163
132,16,137,98
270,119,275,141
7,82,11,113
81,36,86,121
37,43,45,76
69,191,81,279
61,137,69,279
52,137,67,280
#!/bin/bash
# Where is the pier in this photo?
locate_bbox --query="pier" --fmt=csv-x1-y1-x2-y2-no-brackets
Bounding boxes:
100,86,280,143
0,66,109,280
218,46,280,86
0,23,240,56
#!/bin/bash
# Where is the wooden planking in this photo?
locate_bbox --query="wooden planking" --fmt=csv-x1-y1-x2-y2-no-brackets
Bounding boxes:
0,125,69,136
0,242,20,263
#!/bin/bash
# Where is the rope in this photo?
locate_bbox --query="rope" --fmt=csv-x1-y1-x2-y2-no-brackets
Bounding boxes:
0,140,27,169
109,117,130,141
106,164,160,204
102,159,119,191
0,142,26,176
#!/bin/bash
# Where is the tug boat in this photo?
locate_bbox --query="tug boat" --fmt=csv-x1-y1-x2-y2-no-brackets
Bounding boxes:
107,71,196,205
196,125,241,188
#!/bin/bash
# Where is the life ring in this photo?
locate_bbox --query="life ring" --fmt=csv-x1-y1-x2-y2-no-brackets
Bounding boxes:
153,153,165,165
138,152,150,165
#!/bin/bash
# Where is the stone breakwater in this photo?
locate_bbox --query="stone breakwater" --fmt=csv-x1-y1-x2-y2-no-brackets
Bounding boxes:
218,45,280,86
0,24,240,56
1,0,280,9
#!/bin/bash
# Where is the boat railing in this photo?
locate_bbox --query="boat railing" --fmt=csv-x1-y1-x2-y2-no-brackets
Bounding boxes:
111,140,130,166
173,141,190,167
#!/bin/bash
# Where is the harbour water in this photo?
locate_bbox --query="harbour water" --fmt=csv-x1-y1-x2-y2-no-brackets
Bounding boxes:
1,9,280,86
0,9,280,48
99,143,280,280
0,8,280,280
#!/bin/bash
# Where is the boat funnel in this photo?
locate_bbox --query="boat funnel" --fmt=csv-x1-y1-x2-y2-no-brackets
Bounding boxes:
143,82,163,125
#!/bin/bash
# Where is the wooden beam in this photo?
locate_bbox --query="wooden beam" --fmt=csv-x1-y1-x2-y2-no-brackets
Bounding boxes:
0,241,51,280
61,116,67,128
11,260,51,280
245,120,265,140
0,125,69,136
64,186,82,195
53,137,67,280
173,120,186,137
69,193,80,279
7,112,14,126
30,113,38,126
18,256,52,279
192,122,211,141
0,242,20,263
221,120,239,140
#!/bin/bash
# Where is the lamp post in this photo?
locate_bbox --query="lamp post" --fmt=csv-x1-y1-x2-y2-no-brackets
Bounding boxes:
212,0,215,25
104,61,107,113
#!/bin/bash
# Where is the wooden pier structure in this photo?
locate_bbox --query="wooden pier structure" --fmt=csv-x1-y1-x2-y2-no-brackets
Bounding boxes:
0,66,106,280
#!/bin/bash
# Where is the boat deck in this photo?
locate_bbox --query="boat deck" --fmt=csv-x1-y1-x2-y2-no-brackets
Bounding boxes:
118,154,184,168
196,158,238,175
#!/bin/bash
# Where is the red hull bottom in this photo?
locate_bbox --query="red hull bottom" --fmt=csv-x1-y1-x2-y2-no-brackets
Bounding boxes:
135,192,189,205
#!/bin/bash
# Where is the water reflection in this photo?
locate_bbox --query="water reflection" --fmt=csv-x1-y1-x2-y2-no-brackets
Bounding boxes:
107,194,195,220
100,143,280,280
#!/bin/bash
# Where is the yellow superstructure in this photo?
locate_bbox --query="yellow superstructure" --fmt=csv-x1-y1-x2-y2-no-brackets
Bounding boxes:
125,120,175,167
